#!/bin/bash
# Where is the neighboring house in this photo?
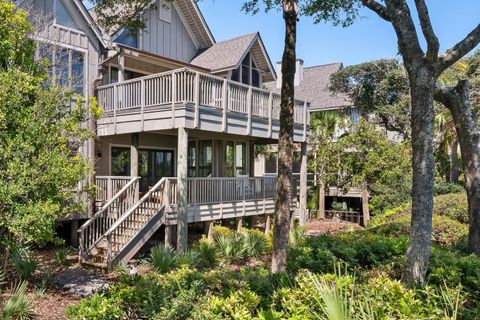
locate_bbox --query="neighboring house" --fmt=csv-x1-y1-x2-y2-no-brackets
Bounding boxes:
25,0,310,269
257,61,370,225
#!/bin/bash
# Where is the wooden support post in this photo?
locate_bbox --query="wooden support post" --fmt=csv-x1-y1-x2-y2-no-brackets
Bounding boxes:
267,92,273,138
249,141,255,177
207,221,215,241
236,218,243,233
265,215,271,235
319,184,325,219
222,79,228,132
362,190,370,227
70,220,79,247
118,53,125,82
299,142,308,226
177,127,188,252
131,133,139,202
247,87,252,135
171,72,177,128
194,72,200,128
165,225,173,248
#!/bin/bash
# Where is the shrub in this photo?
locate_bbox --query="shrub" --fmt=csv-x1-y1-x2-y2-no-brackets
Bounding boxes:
212,225,234,238
434,182,465,195
10,245,36,280
1,281,34,320
214,234,245,263
192,289,261,319
194,241,218,269
176,249,202,269
66,292,124,320
241,229,268,259
149,245,176,273
53,248,71,266
372,215,468,247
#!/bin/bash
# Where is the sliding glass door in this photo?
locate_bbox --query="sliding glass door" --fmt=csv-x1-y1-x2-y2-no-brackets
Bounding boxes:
139,149,174,192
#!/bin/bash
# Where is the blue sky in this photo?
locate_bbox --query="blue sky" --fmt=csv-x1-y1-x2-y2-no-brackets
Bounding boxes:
85,1,480,68
196,0,480,67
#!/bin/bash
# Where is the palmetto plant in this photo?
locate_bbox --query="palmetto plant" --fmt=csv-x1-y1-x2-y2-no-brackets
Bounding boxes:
195,241,218,269
1,281,34,320
176,249,202,269
10,245,37,281
241,230,268,259
214,234,245,263
149,245,176,273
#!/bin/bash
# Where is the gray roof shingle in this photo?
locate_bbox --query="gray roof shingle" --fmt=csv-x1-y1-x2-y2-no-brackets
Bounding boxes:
265,63,352,112
190,33,257,71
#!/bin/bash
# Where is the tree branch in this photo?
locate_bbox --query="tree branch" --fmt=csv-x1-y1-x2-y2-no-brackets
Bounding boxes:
361,0,391,21
414,0,439,64
438,23,480,72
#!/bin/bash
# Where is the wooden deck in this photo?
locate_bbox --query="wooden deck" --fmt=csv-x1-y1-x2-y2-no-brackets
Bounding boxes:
80,176,298,268
96,68,310,142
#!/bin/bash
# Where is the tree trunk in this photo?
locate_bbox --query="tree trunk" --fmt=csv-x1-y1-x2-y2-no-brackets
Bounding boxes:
401,68,436,287
435,80,480,256
271,0,297,273
450,135,459,183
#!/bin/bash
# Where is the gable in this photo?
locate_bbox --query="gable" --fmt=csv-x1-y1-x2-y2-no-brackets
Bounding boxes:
55,0,80,30
139,1,198,62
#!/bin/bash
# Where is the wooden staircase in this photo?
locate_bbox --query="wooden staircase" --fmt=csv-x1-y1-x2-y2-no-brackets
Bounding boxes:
79,177,169,270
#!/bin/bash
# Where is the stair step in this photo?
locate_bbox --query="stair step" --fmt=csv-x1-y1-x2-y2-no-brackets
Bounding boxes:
81,260,108,270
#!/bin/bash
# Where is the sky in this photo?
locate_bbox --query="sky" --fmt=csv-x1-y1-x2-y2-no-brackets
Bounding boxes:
195,0,480,67
84,1,480,68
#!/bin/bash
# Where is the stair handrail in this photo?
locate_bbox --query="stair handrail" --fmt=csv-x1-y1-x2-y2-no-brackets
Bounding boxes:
78,176,140,233
104,177,168,264
78,176,140,261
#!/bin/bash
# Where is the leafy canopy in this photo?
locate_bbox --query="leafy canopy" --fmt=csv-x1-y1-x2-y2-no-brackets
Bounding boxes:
0,2,95,245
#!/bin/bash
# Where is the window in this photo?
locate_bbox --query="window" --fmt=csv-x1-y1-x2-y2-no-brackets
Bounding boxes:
114,29,138,48
226,141,248,177
109,67,145,84
188,141,197,177
235,142,247,176
264,154,277,174
38,43,85,95
198,141,213,177
231,52,262,88
111,147,131,176
55,0,80,30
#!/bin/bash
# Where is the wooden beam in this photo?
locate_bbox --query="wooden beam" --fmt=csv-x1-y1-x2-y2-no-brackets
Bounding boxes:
362,190,370,227
319,184,325,220
177,127,188,252
299,142,308,226
165,225,173,248
131,133,139,202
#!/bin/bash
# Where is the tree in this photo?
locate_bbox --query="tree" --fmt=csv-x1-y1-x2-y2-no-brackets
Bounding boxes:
303,0,480,286
0,2,95,247
330,59,411,139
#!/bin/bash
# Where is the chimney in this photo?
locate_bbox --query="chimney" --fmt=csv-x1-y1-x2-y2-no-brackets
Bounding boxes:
275,59,304,89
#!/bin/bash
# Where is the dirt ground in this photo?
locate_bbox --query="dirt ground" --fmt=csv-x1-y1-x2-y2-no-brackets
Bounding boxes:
14,219,361,319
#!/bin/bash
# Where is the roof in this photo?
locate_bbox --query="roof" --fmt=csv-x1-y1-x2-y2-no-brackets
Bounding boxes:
265,63,352,112
88,0,214,48
190,32,276,82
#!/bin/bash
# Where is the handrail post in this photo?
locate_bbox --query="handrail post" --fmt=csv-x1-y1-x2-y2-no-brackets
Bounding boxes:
107,233,112,270
194,72,200,128
140,79,145,131
247,86,252,135
113,85,118,134
222,79,228,132
268,92,273,138
171,71,177,128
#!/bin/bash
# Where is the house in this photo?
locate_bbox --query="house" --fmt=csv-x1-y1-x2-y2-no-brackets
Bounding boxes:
258,61,370,225
24,0,310,269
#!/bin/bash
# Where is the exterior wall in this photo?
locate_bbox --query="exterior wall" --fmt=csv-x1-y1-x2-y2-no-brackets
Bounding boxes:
140,2,198,63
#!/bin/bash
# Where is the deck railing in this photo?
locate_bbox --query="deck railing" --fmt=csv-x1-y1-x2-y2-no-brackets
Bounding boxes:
96,68,310,127
95,176,134,210
325,210,362,224
164,176,296,206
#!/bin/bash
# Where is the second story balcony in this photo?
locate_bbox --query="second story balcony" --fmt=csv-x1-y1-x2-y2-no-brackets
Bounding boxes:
96,68,310,142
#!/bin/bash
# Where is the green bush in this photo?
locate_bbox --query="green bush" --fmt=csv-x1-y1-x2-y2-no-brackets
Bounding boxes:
212,225,235,238
149,245,176,273
176,249,202,269
10,245,37,280
434,182,465,195
372,215,468,247
53,248,71,266
215,234,245,263
241,228,268,259
193,241,218,269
